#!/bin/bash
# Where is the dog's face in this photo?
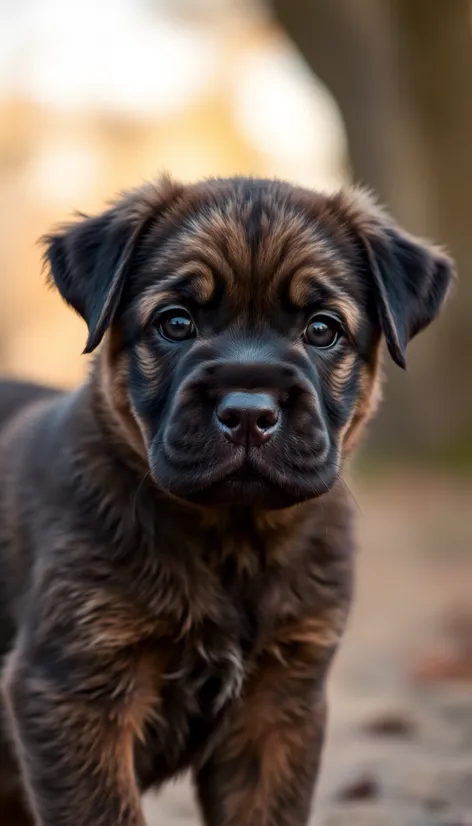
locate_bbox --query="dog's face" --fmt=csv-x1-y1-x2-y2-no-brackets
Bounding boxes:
44,177,454,509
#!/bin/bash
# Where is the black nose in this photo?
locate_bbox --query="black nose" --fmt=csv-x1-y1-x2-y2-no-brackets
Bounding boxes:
216,391,280,447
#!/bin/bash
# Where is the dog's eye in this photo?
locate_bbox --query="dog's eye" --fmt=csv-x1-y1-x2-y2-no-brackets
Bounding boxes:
155,307,196,342
304,314,342,349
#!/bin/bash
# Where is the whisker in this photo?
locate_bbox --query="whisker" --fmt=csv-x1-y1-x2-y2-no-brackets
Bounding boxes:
338,477,362,515
321,459,362,515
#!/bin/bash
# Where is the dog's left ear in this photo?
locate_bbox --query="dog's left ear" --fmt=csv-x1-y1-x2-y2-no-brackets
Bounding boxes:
330,188,456,368
43,176,182,353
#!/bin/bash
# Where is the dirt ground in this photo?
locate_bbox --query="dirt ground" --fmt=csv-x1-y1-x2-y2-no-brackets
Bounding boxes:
143,475,472,826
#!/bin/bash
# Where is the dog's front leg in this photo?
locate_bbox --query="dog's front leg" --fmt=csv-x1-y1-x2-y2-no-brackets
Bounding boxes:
194,650,331,826
3,632,146,826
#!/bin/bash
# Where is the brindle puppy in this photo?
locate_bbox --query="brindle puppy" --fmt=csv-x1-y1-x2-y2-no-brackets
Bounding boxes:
0,176,454,826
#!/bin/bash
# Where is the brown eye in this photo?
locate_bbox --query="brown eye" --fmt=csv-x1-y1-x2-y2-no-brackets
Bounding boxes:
304,314,342,349
156,307,196,342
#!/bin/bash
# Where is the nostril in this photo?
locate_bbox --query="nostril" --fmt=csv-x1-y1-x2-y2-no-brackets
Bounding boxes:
218,410,240,430
256,410,279,431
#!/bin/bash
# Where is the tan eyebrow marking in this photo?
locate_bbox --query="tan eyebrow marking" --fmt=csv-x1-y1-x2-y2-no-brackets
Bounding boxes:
323,296,361,335
136,261,217,328
137,289,175,328
255,215,328,301
289,266,332,306
182,243,235,287
289,267,361,335
170,261,215,302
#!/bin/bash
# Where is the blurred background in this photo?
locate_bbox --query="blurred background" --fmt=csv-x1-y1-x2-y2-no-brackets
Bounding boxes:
1,1,471,824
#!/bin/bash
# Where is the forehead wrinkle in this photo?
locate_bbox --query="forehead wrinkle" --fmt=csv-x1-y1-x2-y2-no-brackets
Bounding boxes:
254,209,313,277
184,205,251,281
288,233,345,297
268,253,324,304
146,210,237,292
176,237,235,291
258,213,346,305
220,212,252,276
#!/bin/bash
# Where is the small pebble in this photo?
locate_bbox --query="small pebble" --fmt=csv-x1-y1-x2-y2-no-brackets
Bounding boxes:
336,774,380,802
423,795,448,812
361,711,417,738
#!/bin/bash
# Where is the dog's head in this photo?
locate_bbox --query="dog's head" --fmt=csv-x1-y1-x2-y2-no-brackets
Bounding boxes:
44,177,454,509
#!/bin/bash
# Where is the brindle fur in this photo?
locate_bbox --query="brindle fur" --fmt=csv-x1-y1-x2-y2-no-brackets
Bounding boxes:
0,177,454,826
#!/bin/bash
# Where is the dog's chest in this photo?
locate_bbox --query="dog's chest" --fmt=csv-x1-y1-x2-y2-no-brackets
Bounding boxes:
134,564,280,788
134,638,250,790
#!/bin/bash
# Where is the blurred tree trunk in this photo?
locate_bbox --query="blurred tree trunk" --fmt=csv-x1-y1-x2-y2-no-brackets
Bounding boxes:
273,0,472,459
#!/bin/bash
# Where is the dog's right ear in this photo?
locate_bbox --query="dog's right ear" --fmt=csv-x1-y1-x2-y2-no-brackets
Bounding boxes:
43,176,182,354
327,188,456,368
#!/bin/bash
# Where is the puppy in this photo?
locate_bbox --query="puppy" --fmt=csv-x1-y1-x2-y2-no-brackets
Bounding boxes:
0,176,454,826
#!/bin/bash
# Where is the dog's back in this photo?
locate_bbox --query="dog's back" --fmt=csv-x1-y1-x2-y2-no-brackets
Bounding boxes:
0,380,61,434
0,380,63,663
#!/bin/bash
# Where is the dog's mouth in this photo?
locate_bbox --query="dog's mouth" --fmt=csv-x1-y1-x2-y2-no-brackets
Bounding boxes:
223,463,264,483
184,461,292,508
153,451,339,510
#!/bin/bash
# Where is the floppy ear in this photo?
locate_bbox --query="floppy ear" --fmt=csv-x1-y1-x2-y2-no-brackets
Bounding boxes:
330,188,456,368
43,176,182,353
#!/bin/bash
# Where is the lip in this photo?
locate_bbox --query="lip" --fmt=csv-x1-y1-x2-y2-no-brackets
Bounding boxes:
185,472,293,509
223,463,265,483
154,442,339,508
168,457,323,509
